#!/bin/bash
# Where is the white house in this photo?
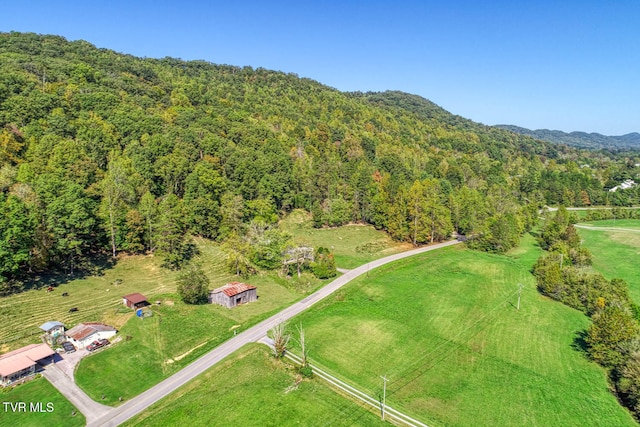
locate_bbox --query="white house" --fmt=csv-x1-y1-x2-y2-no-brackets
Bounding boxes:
65,322,117,349
609,179,636,192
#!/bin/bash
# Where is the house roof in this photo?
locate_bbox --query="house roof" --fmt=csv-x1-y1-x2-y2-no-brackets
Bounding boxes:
66,322,116,342
123,293,147,304
0,344,55,377
39,321,64,332
211,282,256,297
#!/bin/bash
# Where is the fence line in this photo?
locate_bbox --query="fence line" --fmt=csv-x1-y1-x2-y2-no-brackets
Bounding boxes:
282,349,429,427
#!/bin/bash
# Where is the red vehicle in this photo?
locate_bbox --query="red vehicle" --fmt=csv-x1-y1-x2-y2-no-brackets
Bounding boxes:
87,339,109,352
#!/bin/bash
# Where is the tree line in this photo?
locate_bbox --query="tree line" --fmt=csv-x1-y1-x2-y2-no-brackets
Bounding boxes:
533,207,640,419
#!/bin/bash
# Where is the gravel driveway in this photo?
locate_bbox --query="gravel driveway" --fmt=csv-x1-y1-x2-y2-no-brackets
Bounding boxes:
43,348,112,422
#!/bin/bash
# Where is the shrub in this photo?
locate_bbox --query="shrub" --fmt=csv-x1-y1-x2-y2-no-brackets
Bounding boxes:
298,364,313,378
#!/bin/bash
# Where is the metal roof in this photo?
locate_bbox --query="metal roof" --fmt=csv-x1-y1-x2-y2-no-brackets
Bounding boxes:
66,322,116,341
39,321,64,332
211,282,256,297
0,344,55,377
122,293,147,304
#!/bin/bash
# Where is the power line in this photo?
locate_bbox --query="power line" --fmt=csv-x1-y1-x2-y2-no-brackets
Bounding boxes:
314,288,521,426
387,288,520,389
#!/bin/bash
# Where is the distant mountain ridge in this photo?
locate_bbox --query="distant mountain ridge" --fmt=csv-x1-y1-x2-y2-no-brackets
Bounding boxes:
496,124,640,151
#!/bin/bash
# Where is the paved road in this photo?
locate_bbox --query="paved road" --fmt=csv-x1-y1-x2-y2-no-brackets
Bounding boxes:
42,362,112,423
89,239,462,427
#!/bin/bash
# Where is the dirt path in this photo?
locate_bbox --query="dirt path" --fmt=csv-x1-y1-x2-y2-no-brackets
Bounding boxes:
574,224,640,233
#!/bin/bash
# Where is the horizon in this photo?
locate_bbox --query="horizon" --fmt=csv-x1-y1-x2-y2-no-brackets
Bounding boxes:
2,1,639,135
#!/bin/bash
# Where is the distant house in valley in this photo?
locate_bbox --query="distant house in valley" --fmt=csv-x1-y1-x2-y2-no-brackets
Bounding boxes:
0,343,55,386
209,282,257,309
609,179,636,192
122,293,148,310
65,322,117,349
39,321,65,345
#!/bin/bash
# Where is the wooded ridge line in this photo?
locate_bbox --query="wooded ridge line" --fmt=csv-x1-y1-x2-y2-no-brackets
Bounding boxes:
0,31,639,293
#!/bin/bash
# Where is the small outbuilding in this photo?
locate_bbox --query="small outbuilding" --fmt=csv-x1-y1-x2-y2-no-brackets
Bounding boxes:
65,322,117,349
209,282,257,309
39,321,65,345
122,293,148,310
0,343,55,387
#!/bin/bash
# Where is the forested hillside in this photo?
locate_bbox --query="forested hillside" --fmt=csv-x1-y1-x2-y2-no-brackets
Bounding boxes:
0,32,635,293
496,124,640,151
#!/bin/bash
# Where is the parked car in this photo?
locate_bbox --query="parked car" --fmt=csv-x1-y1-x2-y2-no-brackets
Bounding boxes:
87,339,109,352
62,342,76,353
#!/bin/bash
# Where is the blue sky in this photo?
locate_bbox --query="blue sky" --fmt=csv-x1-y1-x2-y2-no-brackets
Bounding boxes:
2,1,639,135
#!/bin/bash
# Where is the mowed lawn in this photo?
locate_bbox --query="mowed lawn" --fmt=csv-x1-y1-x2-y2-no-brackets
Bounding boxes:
1,236,317,407
0,376,85,427
124,343,387,427
576,219,640,304
280,209,410,269
75,270,310,405
286,244,637,426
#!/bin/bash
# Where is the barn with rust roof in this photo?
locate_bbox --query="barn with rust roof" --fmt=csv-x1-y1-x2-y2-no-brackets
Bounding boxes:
209,282,257,308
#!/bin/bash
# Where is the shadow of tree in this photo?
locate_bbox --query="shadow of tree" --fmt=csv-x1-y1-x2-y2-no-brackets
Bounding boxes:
572,329,589,355
11,253,117,295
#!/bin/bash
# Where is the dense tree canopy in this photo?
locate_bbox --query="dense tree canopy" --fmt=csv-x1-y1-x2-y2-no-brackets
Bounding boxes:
0,31,635,286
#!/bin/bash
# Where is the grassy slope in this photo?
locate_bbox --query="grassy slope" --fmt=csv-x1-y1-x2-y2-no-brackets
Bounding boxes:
74,269,308,405
577,219,640,303
121,233,635,426
3,213,393,408
286,240,636,426
280,209,410,269
123,343,387,427
0,376,85,427
0,239,236,353
1,208,406,353
78,214,412,416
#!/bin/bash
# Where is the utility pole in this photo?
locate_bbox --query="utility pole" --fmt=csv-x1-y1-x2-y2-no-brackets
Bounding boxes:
517,283,524,310
380,375,388,420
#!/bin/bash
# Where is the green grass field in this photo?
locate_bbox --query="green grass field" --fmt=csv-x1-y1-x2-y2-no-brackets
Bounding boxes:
284,243,636,426
576,219,640,304
0,238,240,353
2,216,404,411
74,271,315,405
120,235,636,426
280,209,410,269
1,212,403,354
0,376,85,427
123,343,387,427
7,217,635,425
0,235,326,407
